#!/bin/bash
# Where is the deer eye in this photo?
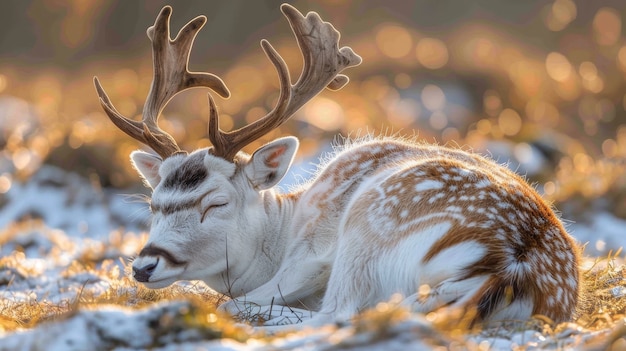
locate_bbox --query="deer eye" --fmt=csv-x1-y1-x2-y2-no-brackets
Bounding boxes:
200,203,228,223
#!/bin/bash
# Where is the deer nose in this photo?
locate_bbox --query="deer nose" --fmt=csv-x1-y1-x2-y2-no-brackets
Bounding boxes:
133,260,158,282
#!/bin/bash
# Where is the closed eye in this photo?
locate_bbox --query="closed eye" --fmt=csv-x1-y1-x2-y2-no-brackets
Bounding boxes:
200,203,228,223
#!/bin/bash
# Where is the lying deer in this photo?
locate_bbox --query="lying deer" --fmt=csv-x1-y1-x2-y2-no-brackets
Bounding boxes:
94,4,580,326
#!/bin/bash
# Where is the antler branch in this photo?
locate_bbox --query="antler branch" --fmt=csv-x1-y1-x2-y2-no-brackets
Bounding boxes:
208,4,362,161
94,6,230,159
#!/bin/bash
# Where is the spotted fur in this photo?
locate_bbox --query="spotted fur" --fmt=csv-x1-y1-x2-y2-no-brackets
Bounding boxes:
130,135,581,326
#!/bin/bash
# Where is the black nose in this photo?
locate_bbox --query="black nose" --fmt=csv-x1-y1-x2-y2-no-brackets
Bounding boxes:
133,261,158,282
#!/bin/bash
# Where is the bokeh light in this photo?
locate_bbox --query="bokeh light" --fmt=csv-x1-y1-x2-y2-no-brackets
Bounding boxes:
415,38,448,69
544,0,577,32
376,24,413,59
546,52,573,82
593,7,621,46
0,0,622,219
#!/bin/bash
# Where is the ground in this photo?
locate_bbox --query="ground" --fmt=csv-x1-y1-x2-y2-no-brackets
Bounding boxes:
1,1,626,349
1,164,626,350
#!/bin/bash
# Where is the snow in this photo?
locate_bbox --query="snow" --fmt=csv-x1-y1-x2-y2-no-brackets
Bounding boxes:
569,212,626,256
0,165,149,240
0,161,625,350
1,302,236,350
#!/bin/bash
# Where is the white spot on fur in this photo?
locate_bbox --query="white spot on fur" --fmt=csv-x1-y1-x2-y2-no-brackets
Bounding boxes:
475,179,491,188
415,180,444,192
445,206,462,213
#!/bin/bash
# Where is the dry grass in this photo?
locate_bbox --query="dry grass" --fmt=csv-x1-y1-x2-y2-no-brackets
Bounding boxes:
0,2,624,348
4,223,626,349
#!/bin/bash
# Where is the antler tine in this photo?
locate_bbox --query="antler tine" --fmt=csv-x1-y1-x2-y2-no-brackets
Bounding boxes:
209,4,362,161
94,5,230,159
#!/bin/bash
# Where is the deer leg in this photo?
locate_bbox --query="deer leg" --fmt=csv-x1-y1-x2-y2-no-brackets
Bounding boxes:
401,275,490,314
218,246,331,325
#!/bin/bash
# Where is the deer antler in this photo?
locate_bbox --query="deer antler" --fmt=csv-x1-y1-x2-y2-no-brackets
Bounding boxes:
93,6,230,159
208,4,362,161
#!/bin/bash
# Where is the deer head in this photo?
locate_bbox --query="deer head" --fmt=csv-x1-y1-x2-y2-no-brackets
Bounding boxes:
94,5,360,291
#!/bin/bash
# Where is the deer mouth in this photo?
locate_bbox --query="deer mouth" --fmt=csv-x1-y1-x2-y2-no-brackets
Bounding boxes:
132,250,187,289
138,244,188,267
141,276,180,289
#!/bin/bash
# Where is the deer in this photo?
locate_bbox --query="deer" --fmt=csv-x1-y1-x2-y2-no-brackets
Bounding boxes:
93,4,581,327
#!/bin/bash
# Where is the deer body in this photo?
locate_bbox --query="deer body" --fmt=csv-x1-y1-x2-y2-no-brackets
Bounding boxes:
131,136,580,325
95,4,580,326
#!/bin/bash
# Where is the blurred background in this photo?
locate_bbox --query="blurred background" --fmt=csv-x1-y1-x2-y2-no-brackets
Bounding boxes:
0,0,625,227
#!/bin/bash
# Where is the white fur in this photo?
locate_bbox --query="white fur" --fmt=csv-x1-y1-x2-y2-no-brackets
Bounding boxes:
130,136,580,327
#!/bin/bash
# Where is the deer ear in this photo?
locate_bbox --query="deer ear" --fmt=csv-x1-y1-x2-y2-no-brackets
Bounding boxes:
130,150,163,189
245,137,298,190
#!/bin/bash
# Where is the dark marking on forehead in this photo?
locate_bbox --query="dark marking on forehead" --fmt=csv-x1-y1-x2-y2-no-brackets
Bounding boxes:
151,188,217,215
152,198,198,215
161,153,208,191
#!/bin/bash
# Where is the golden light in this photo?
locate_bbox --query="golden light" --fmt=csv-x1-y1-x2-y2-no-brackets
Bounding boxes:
71,120,97,145
545,52,573,82
375,301,391,313
12,148,33,170
301,97,345,131
0,74,7,93
244,106,267,125
345,107,368,132
619,126,626,149
618,46,626,72
442,127,460,142
595,239,606,252
394,73,412,89
388,98,421,128
579,61,598,80
361,76,393,101
544,181,556,196
478,340,492,351
580,62,604,92
471,38,497,67
68,133,83,149
602,139,617,158
554,78,582,101
113,68,139,96
58,1,100,49
508,60,542,98
206,313,218,323
421,84,446,111
32,74,62,114
593,7,621,46
429,112,448,130
30,135,51,158
574,152,592,173
375,24,413,59
418,284,431,297
109,98,137,120
581,73,604,94
545,0,577,31
498,108,522,136
415,38,449,69
216,113,234,131
225,65,265,104
483,90,502,116
476,119,492,135
159,118,186,141
0,173,12,194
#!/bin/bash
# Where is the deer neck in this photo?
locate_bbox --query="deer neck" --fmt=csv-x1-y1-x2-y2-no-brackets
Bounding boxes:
255,188,303,262
208,188,302,296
